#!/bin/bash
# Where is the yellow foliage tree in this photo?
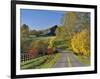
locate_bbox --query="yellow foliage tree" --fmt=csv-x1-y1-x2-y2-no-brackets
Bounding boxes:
71,29,90,56
48,37,56,48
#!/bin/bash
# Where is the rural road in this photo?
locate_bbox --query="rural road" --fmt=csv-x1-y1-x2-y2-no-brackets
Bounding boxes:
54,51,87,68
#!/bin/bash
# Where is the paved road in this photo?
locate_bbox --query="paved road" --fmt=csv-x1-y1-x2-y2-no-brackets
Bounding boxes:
54,51,87,68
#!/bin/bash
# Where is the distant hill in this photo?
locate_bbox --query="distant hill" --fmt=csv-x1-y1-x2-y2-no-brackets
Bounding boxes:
46,25,58,36
39,25,58,36
29,25,58,37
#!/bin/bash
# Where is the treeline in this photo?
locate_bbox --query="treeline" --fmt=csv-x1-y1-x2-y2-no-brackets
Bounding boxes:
21,24,59,59
21,24,58,59
55,12,90,57
21,24,58,37
21,11,90,59
21,24,44,37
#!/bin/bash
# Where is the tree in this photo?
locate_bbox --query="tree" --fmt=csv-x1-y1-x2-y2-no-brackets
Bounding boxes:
31,40,48,56
55,26,66,39
21,39,31,53
48,37,56,48
71,29,90,56
62,12,90,36
61,12,90,50
21,24,30,53
21,24,29,37
74,12,90,32
62,12,78,38
30,30,37,35
35,31,43,37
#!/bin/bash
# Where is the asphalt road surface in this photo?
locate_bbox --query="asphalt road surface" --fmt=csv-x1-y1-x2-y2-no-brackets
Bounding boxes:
54,51,87,68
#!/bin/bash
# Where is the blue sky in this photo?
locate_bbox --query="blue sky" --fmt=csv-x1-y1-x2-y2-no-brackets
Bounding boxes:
21,9,65,30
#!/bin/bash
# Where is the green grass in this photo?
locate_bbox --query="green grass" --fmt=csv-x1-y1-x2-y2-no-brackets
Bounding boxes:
74,54,90,65
21,53,61,69
21,56,48,66
21,56,48,69
39,53,61,68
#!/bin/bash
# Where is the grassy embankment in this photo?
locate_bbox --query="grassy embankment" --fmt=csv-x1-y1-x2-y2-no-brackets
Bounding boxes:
73,53,90,65
21,53,61,69
37,53,61,68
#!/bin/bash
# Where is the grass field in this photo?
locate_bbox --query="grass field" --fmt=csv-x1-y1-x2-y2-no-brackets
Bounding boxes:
21,53,61,69
21,56,48,69
22,36,56,41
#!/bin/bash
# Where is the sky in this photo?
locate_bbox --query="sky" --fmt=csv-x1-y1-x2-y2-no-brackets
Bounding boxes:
20,9,65,30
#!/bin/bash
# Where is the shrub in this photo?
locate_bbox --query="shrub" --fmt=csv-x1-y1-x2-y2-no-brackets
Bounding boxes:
71,29,90,56
47,48,54,55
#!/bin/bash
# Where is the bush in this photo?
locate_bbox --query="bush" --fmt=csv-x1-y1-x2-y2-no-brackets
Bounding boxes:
71,29,90,56
31,40,48,56
47,48,54,55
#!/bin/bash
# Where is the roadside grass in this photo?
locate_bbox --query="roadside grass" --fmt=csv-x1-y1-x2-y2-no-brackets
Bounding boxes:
38,53,61,68
21,56,48,69
21,55,48,66
74,54,90,65
21,53,61,69
35,55,53,68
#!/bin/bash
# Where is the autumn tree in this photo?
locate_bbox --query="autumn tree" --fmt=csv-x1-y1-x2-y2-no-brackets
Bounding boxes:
60,12,90,50
55,26,66,39
62,12,90,36
71,29,90,56
31,40,48,56
62,12,78,38
47,37,57,54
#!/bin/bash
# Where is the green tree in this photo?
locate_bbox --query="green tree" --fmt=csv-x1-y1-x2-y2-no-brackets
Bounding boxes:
21,39,31,53
30,30,37,35
21,24,30,53
21,24,29,37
